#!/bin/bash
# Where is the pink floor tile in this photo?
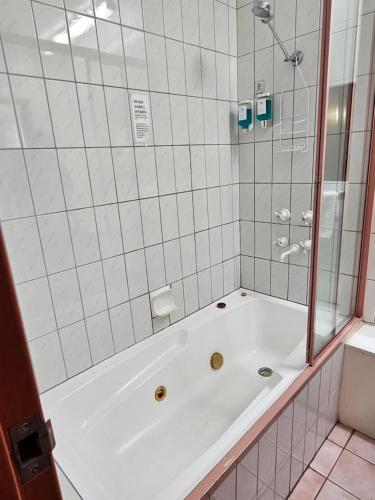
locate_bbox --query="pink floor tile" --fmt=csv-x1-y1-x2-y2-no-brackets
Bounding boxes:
310,439,342,477
329,449,375,500
328,423,353,448
346,431,375,465
316,480,357,499
289,468,325,499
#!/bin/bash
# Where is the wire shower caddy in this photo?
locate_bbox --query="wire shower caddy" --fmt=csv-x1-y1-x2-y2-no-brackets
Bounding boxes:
274,63,310,154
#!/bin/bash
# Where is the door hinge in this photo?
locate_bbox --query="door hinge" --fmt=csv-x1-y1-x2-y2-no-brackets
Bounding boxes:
314,175,322,187
8,416,55,484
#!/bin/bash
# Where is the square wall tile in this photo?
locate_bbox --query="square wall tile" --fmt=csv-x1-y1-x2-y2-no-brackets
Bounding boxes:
33,2,74,80
47,79,84,148
59,321,92,377
119,0,143,29
131,294,153,342
38,212,75,274
78,261,107,316
125,250,148,298
77,84,110,147
25,149,65,215
103,255,129,307
109,302,135,352
0,150,33,220
86,310,114,363
29,332,67,392
67,12,102,84
0,0,42,77
122,27,148,90
97,20,126,87
17,278,57,340
58,149,92,210
95,205,123,259
3,217,46,283
49,269,84,328
69,208,100,266
11,75,54,148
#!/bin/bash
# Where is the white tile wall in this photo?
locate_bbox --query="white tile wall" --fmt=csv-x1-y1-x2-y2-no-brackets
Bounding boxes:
237,0,322,305
0,0,240,392
238,0,374,312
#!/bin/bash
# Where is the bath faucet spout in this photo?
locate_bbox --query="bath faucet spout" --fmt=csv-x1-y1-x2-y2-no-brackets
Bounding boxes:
280,243,301,263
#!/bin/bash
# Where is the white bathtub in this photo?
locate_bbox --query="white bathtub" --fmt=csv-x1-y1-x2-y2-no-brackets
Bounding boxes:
42,290,308,500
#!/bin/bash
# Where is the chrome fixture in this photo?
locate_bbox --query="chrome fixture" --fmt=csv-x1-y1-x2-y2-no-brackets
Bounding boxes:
280,243,301,262
272,236,289,248
274,208,291,222
300,238,312,253
251,1,303,66
258,366,273,377
280,239,311,262
301,210,313,226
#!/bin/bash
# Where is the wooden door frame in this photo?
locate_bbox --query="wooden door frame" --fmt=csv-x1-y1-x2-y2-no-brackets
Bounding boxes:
0,229,62,499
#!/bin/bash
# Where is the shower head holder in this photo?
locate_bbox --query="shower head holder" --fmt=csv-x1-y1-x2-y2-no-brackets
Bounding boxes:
286,50,303,66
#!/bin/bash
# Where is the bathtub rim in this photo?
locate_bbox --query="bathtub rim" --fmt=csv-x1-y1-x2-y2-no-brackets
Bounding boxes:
41,289,307,400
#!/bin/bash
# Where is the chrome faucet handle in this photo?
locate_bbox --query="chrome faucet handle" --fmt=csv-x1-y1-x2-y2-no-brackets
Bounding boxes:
301,210,313,226
272,236,289,247
299,239,312,253
273,208,291,222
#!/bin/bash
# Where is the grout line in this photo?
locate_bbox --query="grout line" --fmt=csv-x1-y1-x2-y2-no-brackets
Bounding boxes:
342,446,375,467
1,26,70,380
92,9,136,350
140,0,174,331
61,3,116,360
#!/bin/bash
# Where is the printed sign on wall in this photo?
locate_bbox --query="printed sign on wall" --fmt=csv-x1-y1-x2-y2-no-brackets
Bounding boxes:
131,94,151,143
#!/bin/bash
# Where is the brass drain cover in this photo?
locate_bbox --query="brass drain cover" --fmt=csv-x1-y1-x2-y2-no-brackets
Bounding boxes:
155,385,167,401
210,352,224,370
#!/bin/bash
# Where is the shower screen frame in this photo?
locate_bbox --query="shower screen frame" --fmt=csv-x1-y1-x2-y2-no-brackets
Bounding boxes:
306,0,375,364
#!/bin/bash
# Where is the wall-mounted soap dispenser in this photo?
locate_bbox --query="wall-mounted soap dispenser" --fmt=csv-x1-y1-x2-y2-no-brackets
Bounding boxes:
238,100,254,133
256,93,272,128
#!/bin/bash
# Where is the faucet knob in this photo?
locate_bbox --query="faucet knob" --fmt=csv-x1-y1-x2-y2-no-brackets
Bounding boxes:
301,210,313,226
300,239,312,253
272,236,289,247
274,208,291,222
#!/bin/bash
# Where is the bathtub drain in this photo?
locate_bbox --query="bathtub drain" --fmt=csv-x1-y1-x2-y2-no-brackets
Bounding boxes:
258,367,273,377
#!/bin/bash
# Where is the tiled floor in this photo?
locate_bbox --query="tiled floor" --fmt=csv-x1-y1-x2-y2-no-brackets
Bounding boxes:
289,423,375,500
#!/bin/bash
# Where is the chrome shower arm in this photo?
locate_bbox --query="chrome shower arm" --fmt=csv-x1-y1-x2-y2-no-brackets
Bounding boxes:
262,18,303,65
263,18,289,59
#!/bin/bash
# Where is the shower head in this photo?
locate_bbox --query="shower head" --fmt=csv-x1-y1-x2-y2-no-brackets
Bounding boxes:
251,1,273,21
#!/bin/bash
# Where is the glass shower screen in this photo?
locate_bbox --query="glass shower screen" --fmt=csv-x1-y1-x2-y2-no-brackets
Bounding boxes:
309,0,374,359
